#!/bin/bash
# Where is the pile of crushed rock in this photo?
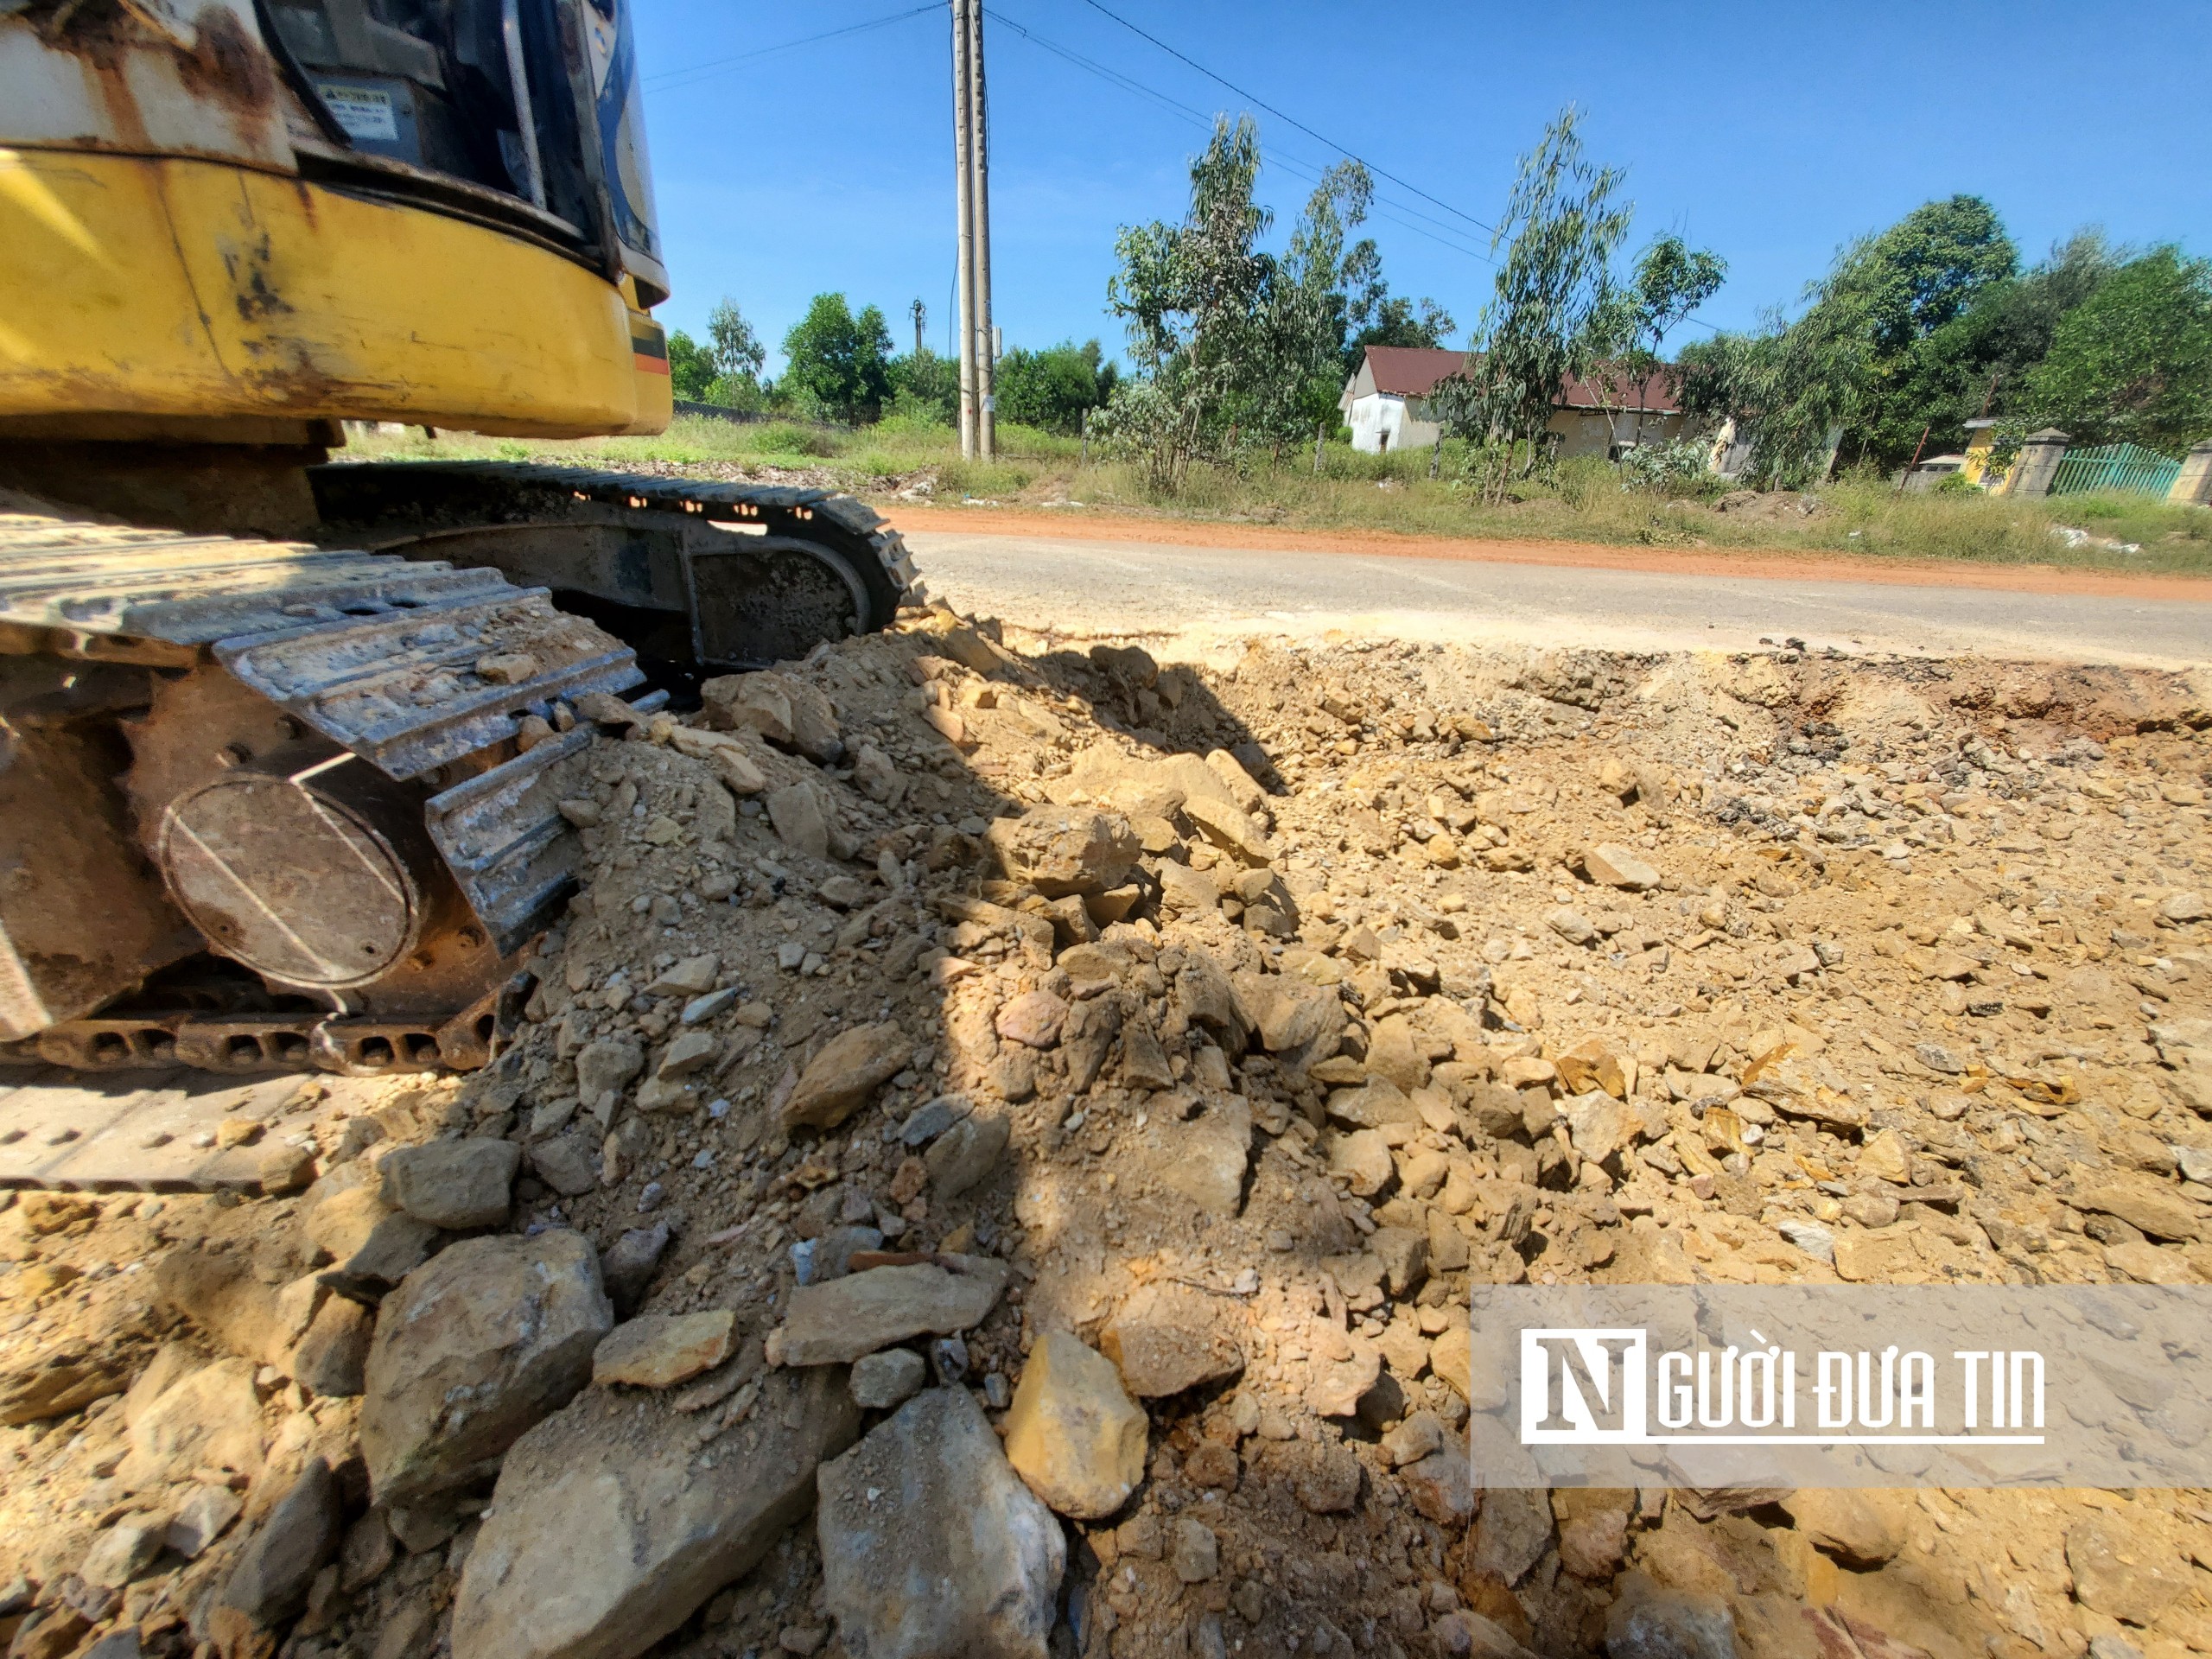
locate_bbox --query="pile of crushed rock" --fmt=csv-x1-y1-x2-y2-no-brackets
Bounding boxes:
2,607,2209,1659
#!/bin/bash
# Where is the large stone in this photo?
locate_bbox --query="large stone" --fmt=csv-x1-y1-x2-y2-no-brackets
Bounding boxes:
784,1023,912,1130
0,1349,127,1427
293,1295,372,1397
1305,1334,1382,1419
1561,1091,1635,1166
769,1257,1009,1367
1099,1283,1243,1397
1559,1507,1629,1579
1234,974,1345,1061
702,670,841,763
1603,1574,1737,1659
152,1245,292,1368
1158,1097,1251,1217
211,1458,341,1645
117,1357,264,1490
575,1035,646,1106
1325,1077,1422,1130
1173,950,1250,1055
925,1113,1009,1200
599,1224,671,1317
766,781,833,861
1001,1332,1147,1520
817,1387,1064,1659
1180,792,1274,865
1401,1446,1475,1527
592,1312,734,1389
2066,1519,2188,1625
986,809,1141,897
1470,1486,1554,1586
166,1484,243,1560
1328,1128,1395,1198
1586,843,1662,891
1783,1489,1904,1568
361,1230,613,1506
995,990,1069,1051
1155,861,1219,917
2072,1179,2203,1243
379,1138,520,1230
530,1135,601,1198
301,1162,395,1262
80,1517,163,1589
452,1366,858,1659
851,1348,929,1411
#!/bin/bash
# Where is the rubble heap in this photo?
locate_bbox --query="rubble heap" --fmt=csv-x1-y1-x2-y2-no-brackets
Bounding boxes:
3,608,2210,1659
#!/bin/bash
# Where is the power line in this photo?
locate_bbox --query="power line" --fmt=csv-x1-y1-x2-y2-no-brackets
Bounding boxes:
641,3,939,94
1038,5,1732,343
984,9,1496,267
1071,0,1500,241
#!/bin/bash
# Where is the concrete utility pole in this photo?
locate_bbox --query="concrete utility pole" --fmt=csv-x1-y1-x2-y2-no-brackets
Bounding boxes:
967,0,996,459
951,0,977,459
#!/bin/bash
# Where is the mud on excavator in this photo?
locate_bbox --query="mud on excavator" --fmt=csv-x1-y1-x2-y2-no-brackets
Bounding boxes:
0,0,920,1081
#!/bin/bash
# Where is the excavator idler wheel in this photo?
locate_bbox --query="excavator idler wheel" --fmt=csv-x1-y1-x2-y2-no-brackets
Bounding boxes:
157,771,433,990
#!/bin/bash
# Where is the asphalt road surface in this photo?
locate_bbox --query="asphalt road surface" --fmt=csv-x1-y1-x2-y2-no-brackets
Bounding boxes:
901,527,2212,667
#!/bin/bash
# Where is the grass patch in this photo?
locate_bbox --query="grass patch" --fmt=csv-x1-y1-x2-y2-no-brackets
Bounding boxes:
337,420,2211,576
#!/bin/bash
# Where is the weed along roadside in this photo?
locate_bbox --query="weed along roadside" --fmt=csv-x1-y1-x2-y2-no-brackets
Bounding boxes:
344,416,2212,583
3,607,2210,1657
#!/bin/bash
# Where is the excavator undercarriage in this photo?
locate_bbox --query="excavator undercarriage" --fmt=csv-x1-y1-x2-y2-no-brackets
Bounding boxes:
0,466,920,1087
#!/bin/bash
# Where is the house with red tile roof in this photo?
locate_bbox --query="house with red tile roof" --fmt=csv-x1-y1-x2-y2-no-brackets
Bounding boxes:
1339,346,1693,457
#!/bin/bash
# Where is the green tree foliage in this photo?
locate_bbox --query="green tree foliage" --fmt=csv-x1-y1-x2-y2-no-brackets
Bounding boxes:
1101,118,1442,485
1861,232,2118,460
2021,246,2212,454
1679,301,1866,488
885,347,958,427
1685,196,2024,483
1345,295,1456,374
1830,196,2018,463
665,329,715,401
1586,233,1726,448
1103,116,1276,485
668,301,770,409
1429,106,1634,486
995,340,1117,435
779,294,893,424
681,299,766,410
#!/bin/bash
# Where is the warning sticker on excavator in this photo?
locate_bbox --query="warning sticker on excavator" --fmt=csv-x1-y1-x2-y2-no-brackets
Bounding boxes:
318,85,400,143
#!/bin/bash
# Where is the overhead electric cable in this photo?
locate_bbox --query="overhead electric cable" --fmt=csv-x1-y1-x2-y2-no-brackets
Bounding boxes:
643,3,938,93
985,8,1496,265
1072,0,1501,240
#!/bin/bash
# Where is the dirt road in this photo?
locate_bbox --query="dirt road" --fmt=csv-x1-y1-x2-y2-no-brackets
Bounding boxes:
893,511,2212,665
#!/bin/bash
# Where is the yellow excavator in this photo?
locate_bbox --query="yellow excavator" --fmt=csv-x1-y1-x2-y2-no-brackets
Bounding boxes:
0,0,919,1081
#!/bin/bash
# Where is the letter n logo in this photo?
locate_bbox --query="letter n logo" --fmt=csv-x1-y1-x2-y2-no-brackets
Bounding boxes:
1521,1328,1647,1443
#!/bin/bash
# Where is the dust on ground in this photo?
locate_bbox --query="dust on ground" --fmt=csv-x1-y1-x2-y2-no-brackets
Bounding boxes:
3,612,2210,1659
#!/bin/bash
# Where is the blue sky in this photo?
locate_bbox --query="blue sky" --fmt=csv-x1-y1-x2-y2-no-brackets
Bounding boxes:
632,0,2211,373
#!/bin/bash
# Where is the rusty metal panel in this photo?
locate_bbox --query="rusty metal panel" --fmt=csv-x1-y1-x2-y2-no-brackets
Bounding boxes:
212,588,643,779
0,512,510,645
1,4,296,168
422,725,590,956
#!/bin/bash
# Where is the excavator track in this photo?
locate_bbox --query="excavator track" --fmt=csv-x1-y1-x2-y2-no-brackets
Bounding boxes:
308,460,926,685
0,502,653,1084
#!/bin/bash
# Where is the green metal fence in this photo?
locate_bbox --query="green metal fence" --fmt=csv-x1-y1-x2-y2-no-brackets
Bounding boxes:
2050,442,2182,499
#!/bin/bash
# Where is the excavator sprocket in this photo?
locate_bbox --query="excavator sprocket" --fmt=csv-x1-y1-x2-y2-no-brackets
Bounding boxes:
308,460,926,687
